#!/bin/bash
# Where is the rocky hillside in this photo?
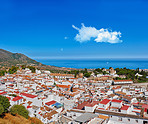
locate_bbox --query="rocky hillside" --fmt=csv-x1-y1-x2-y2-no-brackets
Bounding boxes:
0,49,41,66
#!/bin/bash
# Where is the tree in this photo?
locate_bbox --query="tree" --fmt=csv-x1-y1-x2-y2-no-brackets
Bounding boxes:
109,67,113,69
8,66,18,74
0,70,6,76
114,67,148,83
0,95,10,113
136,68,139,73
68,70,80,77
21,65,26,69
9,94,17,97
95,68,102,73
10,105,29,119
0,104,4,115
27,66,36,73
93,70,98,76
84,68,87,73
103,71,108,75
84,72,91,78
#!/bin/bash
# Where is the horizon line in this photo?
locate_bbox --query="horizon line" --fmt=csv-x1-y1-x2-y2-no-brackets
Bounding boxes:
32,56,148,60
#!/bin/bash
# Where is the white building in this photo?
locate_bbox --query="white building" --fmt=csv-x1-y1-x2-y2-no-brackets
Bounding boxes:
113,80,133,85
98,99,111,110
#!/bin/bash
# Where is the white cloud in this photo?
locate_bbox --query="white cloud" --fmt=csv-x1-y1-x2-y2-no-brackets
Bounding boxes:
64,37,68,39
72,23,122,43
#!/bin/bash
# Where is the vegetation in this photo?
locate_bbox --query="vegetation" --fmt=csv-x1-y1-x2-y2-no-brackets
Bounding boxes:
68,70,79,77
0,104,4,115
0,70,6,76
0,65,37,76
0,96,43,124
21,65,26,69
68,68,92,78
0,49,41,67
0,95,10,113
102,71,109,75
83,72,91,78
0,66,19,75
27,66,36,73
49,69,68,74
8,66,19,74
9,94,17,97
10,105,29,119
0,113,43,124
115,67,148,83
94,68,103,73
93,68,106,76
114,77,127,80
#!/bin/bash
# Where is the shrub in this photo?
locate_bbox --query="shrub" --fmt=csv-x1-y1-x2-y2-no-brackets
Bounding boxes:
0,95,10,113
10,105,29,119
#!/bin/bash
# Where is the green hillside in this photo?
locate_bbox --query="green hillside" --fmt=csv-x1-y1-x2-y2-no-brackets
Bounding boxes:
0,49,41,66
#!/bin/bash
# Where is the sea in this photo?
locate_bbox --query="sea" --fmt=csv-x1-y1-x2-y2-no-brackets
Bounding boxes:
36,59,148,69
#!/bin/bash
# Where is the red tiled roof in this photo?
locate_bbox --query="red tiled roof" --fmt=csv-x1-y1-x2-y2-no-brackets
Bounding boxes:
12,96,23,101
121,105,130,110
20,93,37,98
97,107,105,110
85,103,94,107
0,91,7,95
85,101,99,107
142,104,148,109
74,101,88,110
9,84,14,86
56,84,71,89
112,86,121,90
14,91,19,94
112,99,122,103
100,99,111,105
92,101,100,105
45,100,56,106
27,106,32,108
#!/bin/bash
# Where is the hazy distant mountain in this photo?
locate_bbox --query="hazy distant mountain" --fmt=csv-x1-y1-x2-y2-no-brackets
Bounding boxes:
0,49,86,72
0,49,41,66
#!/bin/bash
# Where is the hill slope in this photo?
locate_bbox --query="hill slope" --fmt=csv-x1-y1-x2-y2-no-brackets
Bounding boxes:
0,113,43,124
0,49,41,66
0,49,83,72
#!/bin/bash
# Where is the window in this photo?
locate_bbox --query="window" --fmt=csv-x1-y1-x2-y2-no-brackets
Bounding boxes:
128,119,130,121
136,120,138,123
118,117,122,121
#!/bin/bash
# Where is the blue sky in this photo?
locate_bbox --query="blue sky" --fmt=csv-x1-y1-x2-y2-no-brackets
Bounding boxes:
0,0,148,59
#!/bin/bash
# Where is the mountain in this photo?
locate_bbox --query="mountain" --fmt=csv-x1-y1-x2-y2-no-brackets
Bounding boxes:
0,49,85,72
0,49,41,66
